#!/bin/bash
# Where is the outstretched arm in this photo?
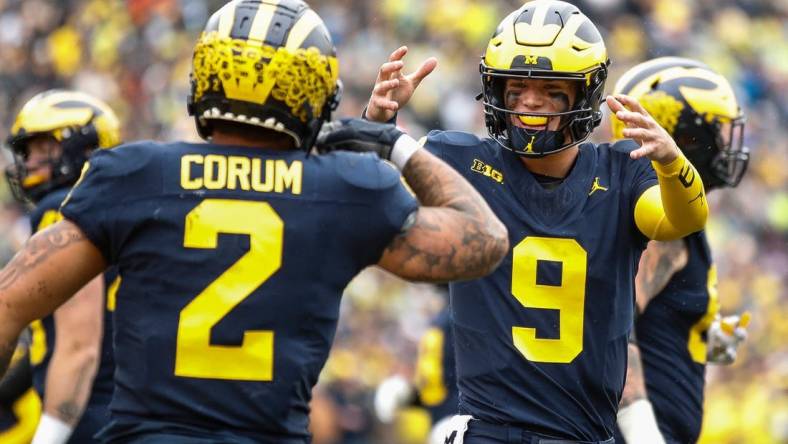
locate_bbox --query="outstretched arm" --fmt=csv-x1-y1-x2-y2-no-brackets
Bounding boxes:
619,238,688,443
620,342,648,409
32,275,104,443
635,240,688,313
608,95,709,241
317,119,509,283
618,342,666,444
0,221,105,378
378,148,509,282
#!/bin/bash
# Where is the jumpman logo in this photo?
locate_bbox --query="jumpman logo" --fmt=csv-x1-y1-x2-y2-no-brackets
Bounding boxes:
524,135,536,153
589,177,608,195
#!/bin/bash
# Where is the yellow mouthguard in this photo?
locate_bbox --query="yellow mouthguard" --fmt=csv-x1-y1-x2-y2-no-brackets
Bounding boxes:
518,115,548,126
22,174,47,188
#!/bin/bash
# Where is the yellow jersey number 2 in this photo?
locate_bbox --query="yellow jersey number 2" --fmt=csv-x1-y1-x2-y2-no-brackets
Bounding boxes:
175,199,283,381
511,237,587,364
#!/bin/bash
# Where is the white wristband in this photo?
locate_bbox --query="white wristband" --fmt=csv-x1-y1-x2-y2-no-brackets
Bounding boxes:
32,413,74,444
617,399,666,444
391,134,422,170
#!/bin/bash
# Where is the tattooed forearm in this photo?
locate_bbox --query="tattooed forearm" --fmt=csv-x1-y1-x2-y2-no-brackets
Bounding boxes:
0,222,86,291
636,239,687,310
639,252,675,299
620,343,648,407
403,150,485,216
382,150,508,281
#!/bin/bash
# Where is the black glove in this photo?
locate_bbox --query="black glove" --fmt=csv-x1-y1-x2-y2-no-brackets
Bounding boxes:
316,118,404,160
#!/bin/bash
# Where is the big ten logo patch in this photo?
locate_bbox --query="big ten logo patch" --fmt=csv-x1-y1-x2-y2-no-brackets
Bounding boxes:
471,159,504,184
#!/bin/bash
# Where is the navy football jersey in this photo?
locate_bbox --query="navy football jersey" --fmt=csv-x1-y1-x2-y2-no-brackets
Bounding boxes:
0,388,39,443
617,232,717,444
0,340,39,443
424,131,657,440
415,308,458,423
28,187,116,442
60,141,417,442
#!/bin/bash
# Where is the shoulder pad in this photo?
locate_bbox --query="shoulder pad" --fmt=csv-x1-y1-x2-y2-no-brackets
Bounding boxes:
608,139,641,155
36,187,71,212
426,130,485,148
30,188,69,232
89,140,161,177
333,151,402,191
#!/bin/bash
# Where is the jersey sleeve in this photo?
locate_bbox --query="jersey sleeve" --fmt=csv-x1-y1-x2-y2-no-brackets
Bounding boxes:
59,147,138,263
333,152,419,267
373,165,419,242
610,140,657,245
420,130,485,170
420,130,446,161
28,189,69,234
619,141,658,209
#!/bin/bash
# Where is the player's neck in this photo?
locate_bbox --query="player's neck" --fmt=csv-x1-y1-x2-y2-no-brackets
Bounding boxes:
211,131,296,150
518,145,579,179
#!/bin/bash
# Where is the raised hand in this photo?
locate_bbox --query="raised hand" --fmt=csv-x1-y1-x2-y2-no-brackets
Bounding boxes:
707,311,750,365
607,94,682,165
365,46,437,123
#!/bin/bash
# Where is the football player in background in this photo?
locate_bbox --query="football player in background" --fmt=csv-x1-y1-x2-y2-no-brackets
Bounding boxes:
0,1,508,442
0,334,40,443
3,89,121,444
374,287,458,444
611,58,751,444
357,0,710,441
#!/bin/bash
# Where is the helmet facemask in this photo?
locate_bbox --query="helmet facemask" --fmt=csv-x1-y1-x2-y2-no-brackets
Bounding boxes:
480,0,609,158
678,115,749,190
482,66,606,157
5,121,100,203
3,89,121,204
712,116,749,187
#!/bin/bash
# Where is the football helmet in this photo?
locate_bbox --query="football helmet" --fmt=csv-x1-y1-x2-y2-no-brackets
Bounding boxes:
5,90,121,203
612,57,749,189
480,0,609,157
187,0,341,151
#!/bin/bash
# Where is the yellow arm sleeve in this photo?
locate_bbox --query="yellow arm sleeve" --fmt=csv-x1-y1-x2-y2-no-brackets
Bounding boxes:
634,154,708,241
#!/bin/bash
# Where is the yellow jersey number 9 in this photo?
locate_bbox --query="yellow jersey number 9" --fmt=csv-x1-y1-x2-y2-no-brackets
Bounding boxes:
511,237,587,364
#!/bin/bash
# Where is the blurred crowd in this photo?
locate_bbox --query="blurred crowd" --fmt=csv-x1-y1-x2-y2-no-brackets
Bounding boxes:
0,0,785,443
